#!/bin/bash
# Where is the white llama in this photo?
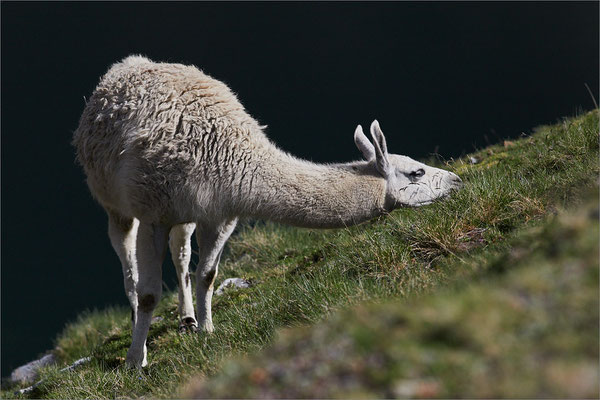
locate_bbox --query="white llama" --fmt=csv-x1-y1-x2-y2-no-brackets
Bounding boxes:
73,55,462,368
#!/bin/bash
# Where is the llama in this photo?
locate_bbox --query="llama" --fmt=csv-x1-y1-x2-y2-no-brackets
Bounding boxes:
73,55,462,368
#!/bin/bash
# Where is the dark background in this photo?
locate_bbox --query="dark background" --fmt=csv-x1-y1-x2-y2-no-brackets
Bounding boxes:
1,2,598,375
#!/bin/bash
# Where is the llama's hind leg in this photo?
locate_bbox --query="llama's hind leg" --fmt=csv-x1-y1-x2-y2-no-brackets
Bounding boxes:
169,223,198,332
126,222,168,368
107,211,140,329
195,218,238,332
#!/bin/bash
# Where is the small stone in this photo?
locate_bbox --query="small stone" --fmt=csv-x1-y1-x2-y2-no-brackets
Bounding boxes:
469,156,479,164
215,278,251,296
151,316,164,325
10,353,56,384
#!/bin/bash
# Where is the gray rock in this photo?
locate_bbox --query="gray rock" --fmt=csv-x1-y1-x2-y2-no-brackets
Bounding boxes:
215,278,251,296
10,353,56,384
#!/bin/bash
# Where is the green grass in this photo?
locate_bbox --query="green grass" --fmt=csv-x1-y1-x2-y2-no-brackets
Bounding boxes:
2,110,598,399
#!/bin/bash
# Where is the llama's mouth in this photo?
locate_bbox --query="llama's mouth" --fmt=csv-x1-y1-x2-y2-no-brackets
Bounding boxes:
416,200,434,205
412,199,435,207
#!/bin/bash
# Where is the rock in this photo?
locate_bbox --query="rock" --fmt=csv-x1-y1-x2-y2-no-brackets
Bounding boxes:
215,278,251,296
10,353,56,384
469,156,479,164
61,356,90,372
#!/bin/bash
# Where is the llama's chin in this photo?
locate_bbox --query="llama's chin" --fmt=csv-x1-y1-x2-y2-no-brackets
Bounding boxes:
395,199,433,208
411,189,460,207
403,195,449,207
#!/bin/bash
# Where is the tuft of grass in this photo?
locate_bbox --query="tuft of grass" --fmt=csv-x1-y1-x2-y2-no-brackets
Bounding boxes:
53,307,130,363
2,110,598,399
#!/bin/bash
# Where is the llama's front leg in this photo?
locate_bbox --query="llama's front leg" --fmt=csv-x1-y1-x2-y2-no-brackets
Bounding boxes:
195,218,238,332
169,223,198,332
126,222,168,368
107,211,140,329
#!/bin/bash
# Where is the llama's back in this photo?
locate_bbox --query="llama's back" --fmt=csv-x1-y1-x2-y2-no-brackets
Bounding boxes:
73,56,268,222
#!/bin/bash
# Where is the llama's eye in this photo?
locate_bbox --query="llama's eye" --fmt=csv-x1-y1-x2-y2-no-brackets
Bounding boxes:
409,169,425,178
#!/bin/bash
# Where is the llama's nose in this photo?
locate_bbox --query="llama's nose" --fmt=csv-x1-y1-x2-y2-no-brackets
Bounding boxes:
450,173,463,188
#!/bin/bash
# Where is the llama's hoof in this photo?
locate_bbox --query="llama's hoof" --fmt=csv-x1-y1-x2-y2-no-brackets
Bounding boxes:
199,322,214,334
178,324,198,334
125,353,147,369
178,317,198,333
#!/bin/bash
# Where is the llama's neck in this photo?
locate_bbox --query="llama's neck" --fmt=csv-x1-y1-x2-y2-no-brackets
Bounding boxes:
235,149,388,229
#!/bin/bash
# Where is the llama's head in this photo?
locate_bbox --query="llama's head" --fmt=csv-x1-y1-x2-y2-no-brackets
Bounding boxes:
354,120,463,209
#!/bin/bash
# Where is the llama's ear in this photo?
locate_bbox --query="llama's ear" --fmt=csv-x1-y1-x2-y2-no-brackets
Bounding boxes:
354,125,375,160
370,120,390,173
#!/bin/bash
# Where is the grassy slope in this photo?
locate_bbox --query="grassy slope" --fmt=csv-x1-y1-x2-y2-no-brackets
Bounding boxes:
187,188,599,399
2,110,598,398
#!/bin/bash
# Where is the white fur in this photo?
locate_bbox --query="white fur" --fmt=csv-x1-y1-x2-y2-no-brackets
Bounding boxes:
73,56,462,368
